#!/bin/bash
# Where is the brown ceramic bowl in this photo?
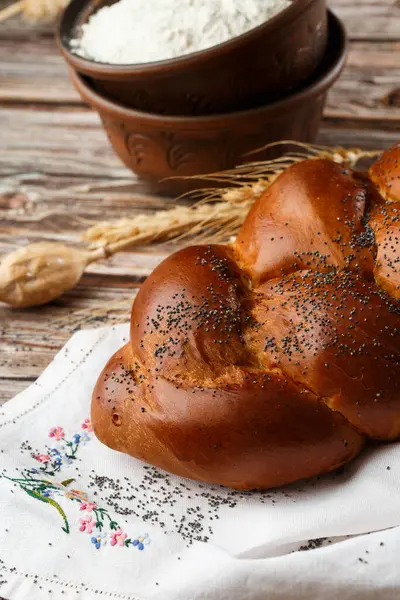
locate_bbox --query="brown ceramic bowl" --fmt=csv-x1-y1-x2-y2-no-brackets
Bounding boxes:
70,11,346,196
58,0,328,116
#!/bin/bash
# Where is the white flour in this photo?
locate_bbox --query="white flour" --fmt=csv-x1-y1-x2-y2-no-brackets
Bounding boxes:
71,0,291,65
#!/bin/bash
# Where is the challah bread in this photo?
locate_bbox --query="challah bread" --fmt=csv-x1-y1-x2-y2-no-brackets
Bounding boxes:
92,144,399,490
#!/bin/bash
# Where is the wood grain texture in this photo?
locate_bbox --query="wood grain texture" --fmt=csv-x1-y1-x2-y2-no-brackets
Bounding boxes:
1,37,399,122
0,0,398,40
0,274,138,389
0,0,399,407
0,106,398,189
0,378,32,404
332,0,400,40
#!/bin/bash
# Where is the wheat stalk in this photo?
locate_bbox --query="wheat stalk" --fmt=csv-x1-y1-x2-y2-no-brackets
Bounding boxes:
0,0,67,22
85,144,378,249
0,144,382,308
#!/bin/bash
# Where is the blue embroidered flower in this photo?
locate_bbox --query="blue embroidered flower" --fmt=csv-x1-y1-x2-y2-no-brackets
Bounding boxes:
9,419,146,552
42,488,58,498
132,534,150,550
91,532,107,550
91,536,101,549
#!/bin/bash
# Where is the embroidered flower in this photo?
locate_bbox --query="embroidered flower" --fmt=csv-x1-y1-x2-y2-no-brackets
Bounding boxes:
79,501,97,512
8,421,151,551
42,488,60,498
49,426,64,441
65,489,88,501
33,454,50,463
82,419,93,433
132,533,150,550
91,532,107,550
110,529,127,547
79,517,96,534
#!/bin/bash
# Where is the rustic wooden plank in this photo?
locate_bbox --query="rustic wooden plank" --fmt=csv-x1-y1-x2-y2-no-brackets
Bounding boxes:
317,123,399,148
0,107,140,202
0,274,138,381
327,42,400,121
0,378,33,404
331,0,400,40
0,106,398,195
0,0,398,40
1,36,399,122
0,37,79,103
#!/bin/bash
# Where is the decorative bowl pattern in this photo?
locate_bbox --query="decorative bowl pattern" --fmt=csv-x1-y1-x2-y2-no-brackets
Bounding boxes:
70,12,347,196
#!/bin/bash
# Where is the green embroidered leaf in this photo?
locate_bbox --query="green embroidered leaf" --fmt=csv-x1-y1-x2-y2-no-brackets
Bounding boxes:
22,486,49,503
21,487,70,534
61,479,75,487
124,539,131,547
109,521,118,531
96,521,103,530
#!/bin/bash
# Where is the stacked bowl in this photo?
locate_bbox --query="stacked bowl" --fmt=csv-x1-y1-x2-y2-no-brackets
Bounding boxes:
58,0,347,195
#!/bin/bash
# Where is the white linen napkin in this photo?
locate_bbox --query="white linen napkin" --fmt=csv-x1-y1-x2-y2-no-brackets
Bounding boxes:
1,324,400,600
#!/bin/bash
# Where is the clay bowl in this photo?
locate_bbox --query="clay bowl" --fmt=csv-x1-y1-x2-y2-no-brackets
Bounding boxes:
58,0,328,116
70,11,346,197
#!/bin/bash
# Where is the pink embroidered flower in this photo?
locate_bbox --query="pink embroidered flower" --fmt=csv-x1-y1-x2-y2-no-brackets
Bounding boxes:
79,517,96,534
49,426,64,441
79,501,97,512
110,529,127,547
81,419,93,433
33,454,50,463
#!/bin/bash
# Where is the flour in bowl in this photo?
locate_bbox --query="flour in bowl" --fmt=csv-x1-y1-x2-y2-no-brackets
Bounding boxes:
71,0,292,65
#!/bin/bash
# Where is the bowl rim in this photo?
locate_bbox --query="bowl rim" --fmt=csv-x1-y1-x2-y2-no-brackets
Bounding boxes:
70,10,347,128
58,0,322,75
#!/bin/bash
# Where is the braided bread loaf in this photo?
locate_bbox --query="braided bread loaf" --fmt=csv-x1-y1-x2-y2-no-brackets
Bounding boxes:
92,145,400,490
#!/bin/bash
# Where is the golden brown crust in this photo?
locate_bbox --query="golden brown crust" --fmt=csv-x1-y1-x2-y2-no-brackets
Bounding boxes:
92,344,364,490
368,203,400,299
129,245,252,381
246,271,399,439
92,152,400,491
369,143,400,202
235,159,380,285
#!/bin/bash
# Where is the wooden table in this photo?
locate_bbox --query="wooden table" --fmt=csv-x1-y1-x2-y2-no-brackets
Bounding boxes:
1,0,399,406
